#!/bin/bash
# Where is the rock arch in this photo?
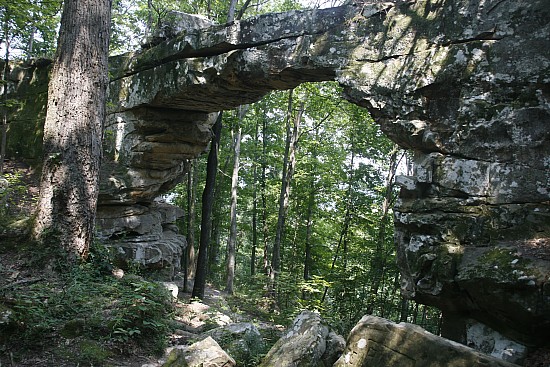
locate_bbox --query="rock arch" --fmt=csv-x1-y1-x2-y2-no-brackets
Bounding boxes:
5,0,550,352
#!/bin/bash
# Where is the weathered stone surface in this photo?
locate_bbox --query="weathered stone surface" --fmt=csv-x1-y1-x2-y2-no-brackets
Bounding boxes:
162,336,236,367
204,322,265,364
333,315,520,367
96,202,186,277
466,320,527,365
259,310,342,367
324,331,346,366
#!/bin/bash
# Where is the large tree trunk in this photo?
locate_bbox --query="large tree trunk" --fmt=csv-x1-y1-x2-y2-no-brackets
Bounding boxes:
225,123,242,294
193,113,222,299
33,0,111,260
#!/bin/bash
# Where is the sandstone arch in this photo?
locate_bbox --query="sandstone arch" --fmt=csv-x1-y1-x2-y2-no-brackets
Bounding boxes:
5,0,550,353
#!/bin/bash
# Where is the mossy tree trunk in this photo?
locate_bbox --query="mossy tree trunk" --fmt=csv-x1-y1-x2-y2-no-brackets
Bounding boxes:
33,0,111,260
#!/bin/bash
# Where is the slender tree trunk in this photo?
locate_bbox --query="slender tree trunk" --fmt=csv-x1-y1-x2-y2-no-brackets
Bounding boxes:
207,136,232,278
400,298,409,322
184,160,198,292
303,128,319,282
146,0,153,40
1,16,10,176
235,0,253,20
321,149,355,303
271,91,303,284
227,0,238,22
193,113,222,299
368,148,402,297
27,25,36,60
261,109,269,274
250,118,259,276
225,123,242,294
32,0,111,260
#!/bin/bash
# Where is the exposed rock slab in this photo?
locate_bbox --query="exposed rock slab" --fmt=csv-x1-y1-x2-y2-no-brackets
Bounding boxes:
259,310,343,367
333,315,520,367
162,336,236,367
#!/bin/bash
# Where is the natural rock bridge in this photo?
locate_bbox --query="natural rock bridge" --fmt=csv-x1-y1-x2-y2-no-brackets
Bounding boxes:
5,0,549,357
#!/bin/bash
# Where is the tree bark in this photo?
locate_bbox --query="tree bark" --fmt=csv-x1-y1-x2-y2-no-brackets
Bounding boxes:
250,117,259,276
227,0,238,22
193,113,222,299
225,122,242,294
32,0,111,260
184,160,198,292
1,13,10,176
303,128,319,282
261,107,269,274
271,91,303,284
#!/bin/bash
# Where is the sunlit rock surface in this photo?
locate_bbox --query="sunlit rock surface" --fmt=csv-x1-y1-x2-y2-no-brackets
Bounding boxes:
5,0,549,351
333,315,520,367
259,310,344,367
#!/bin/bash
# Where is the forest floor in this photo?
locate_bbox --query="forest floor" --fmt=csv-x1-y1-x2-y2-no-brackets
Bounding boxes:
0,244,280,367
0,159,282,366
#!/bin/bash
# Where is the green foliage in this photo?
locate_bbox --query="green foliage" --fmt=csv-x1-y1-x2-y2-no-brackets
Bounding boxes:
0,240,173,363
0,172,29,227
0,0,62,59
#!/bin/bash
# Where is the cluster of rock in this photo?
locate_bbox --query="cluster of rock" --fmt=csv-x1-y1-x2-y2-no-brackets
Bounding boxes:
3,0,549,361
148,308,523,367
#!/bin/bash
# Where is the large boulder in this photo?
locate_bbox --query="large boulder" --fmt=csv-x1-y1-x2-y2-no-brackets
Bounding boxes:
259,310,344,367
333,315,520,367
162,336,235,367
204,322,266,364
96,202,186,278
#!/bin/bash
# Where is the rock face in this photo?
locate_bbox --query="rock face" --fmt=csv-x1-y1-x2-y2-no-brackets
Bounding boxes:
162,336,236,367
333,315,520,367
259,310,344,367
205,322,266,364
4,0,549,351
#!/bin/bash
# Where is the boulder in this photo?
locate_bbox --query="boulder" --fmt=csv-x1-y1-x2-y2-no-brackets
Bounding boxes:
96,202,186,277
333,315,520,367
259,310,343,367
466,320,527,365
204,322,265,364
162,336,235,367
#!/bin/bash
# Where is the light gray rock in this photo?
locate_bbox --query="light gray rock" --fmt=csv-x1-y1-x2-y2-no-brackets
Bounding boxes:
466,320,527,365
259,310,342,367
333,316,520,367
162,336,235,367
205,322,265,364
96,202,186,277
